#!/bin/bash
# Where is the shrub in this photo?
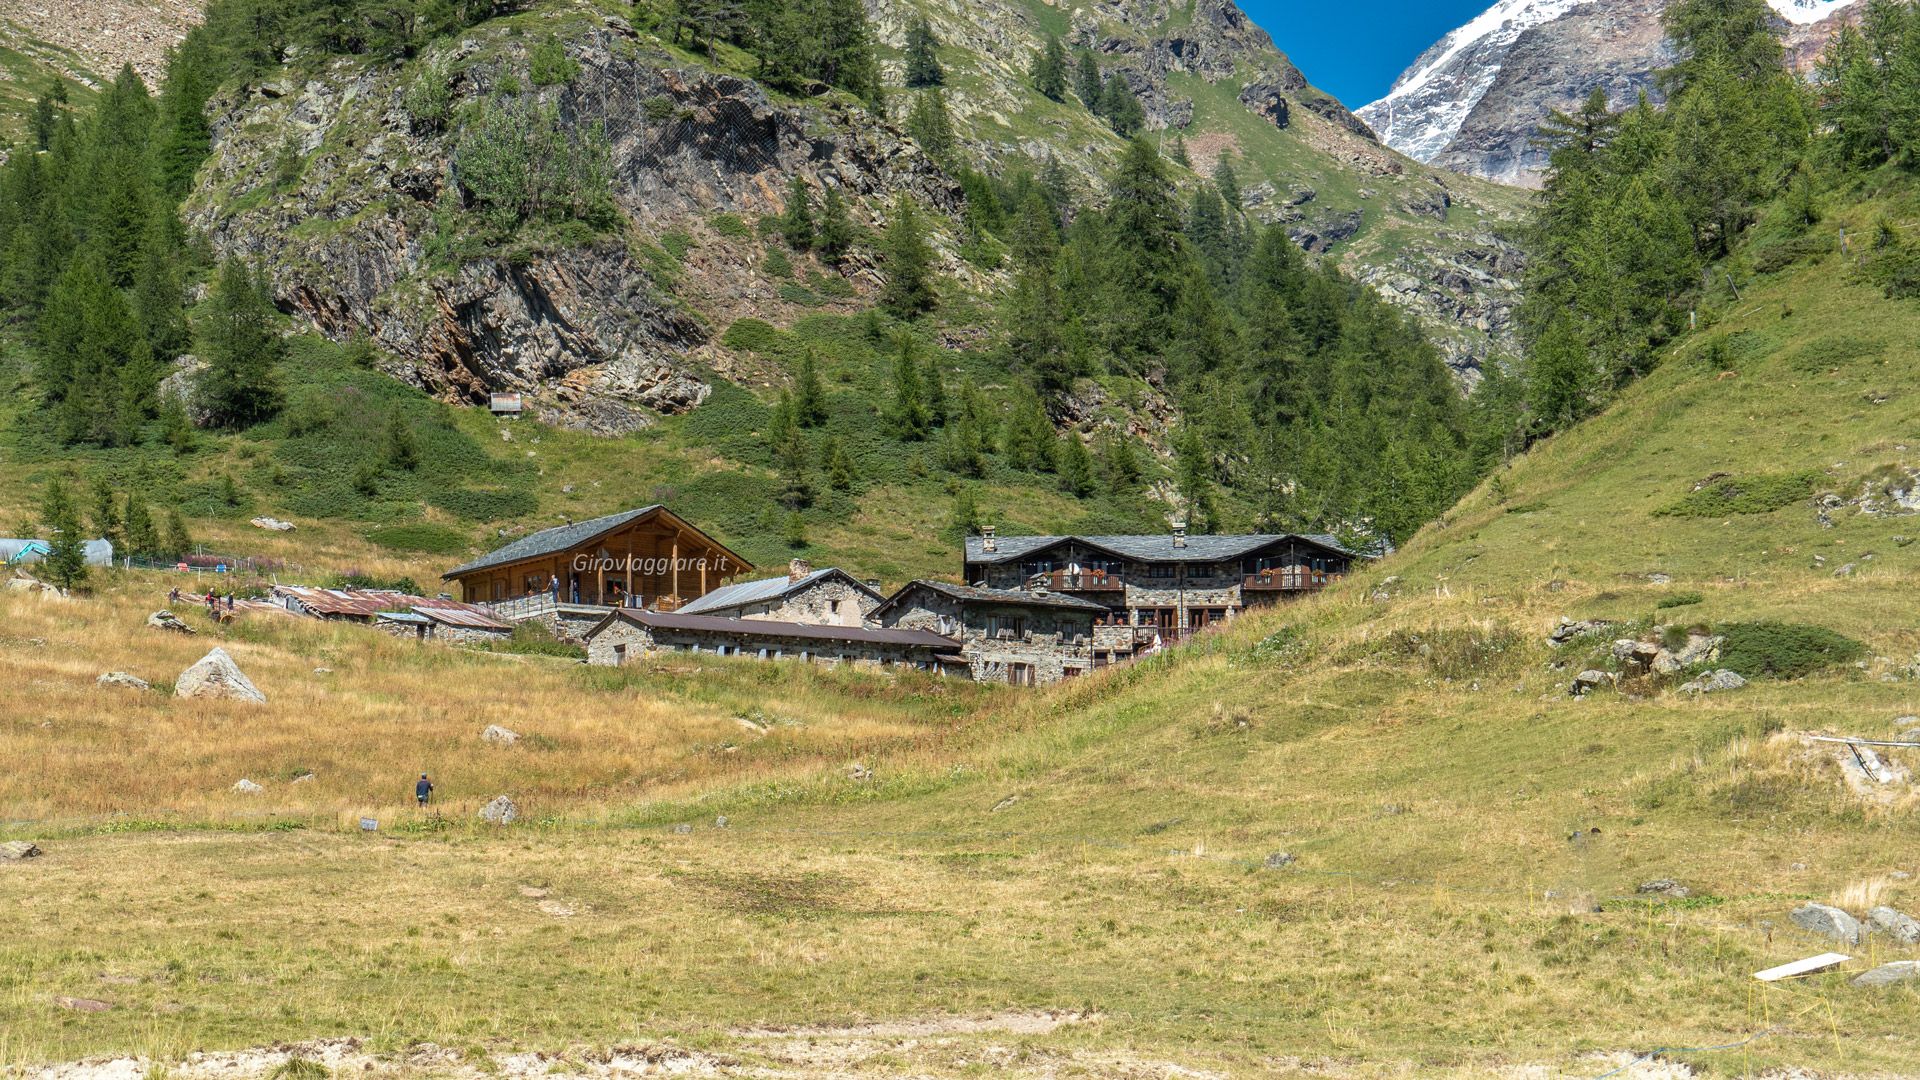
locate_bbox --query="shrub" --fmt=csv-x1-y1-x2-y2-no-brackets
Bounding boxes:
1715,621,1865,680
528,34,579,87
330,572,422,594
367,523,471,555
1655,591,1704,610
488,620,584,659
454,96,615,235
763,247,793,279
709,212,752,238
721,318,781,353
659,229,692,262
1750,232,1834,274
1385,625,1525,681
778,283,824,307
1654,471,1820,518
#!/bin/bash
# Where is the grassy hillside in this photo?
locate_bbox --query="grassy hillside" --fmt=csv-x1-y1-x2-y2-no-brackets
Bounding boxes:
3,179,1918,1076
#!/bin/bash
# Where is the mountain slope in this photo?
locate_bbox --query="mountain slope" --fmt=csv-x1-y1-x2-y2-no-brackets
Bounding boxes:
5,171,1919,1078
1360,0,1863,186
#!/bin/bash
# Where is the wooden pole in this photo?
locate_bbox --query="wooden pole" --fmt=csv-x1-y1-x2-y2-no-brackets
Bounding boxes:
671,541,680,602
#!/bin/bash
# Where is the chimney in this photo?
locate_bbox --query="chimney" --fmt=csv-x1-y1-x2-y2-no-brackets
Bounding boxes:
788,557,812,584
1172,520,1188,549
981,524,997,553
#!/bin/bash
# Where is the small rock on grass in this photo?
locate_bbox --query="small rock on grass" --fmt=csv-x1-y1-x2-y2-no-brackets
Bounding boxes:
481,724,519,746
1681,669,1747,694
54,996,111,1012
96,672,150,691
1868,906,1920,945
1853,961,1920,987
232,779,263,794
0,841,42,860
147,610,195,635
1637,879,1691,899
1790,902,1863,945
478,795,517,825
1264,852,1296,869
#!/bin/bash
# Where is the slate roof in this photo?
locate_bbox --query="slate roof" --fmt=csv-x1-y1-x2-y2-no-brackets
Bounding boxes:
962,532,1356,565
874,580,1110,615
587,608,958,649
675,568,880,616
442,506,751,580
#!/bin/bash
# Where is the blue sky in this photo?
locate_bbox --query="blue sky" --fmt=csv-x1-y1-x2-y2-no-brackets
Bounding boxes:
1238,1,1490,108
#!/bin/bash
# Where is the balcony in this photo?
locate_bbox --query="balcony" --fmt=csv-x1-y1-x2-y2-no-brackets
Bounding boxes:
1037,569,1125,592
1244,570,1335,592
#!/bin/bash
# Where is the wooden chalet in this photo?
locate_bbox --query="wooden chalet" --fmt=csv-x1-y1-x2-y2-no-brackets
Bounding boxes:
442,506,753,611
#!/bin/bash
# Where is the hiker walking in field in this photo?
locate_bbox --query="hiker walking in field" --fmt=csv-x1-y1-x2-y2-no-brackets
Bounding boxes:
416,773,433,806
168,586,180,606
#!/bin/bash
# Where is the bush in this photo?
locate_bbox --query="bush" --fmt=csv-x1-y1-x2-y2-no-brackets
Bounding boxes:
721,318,781,353
454,96,615,235
1750,232,1835,274
367,523,471,555
1715,621,1865,680
1654,471,1820,518
488,620,584,659
709,212,752,238
1655,591,1704,610
1385,625,1524,681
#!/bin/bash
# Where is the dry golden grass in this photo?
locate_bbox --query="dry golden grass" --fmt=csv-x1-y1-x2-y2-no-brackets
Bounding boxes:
0,571,1002,826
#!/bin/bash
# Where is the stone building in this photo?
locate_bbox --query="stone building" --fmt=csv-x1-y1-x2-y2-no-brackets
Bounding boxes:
274,585,511,643
961,525,1361,658
673,560,884,626
869,581,1103,686
373,607,513,645
584,609,960,671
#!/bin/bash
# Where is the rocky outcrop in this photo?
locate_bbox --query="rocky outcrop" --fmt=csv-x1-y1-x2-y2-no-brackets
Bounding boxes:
188,23,959,434
1360,0,1863,187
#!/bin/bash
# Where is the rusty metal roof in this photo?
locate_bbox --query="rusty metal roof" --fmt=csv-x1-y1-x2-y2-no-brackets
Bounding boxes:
273,586,506,628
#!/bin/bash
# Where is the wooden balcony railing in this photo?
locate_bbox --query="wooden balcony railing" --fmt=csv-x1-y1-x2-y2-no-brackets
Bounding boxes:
1037,569,1125,592
1244,570,1336,591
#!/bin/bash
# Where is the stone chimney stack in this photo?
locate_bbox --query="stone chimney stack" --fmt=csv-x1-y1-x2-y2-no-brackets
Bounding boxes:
1172,520,1188,549
788,557,812,584
981,524,997,553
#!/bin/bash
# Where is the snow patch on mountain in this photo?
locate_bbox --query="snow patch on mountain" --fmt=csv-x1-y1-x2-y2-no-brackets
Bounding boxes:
1357,0,1584,163
1359,0,1864,165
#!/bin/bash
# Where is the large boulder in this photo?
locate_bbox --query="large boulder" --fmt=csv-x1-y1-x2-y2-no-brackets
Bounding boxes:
478,795,518,825
1570,670,1614,696
1789,902,1863,945
1867,906,1920,945
175,648,266,703
231,779,263,794
1853,961,1920,987
481,724,520,746
1549,618,1615,646
147,610,196,635
96,672,151,691
0,841,41,860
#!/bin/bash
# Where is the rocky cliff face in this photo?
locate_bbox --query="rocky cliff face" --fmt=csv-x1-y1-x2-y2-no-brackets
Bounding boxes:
177,0,1525,422
1360,0,1862,188
187,18,959,433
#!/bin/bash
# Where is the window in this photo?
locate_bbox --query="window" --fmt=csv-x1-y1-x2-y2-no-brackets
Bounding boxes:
984,615,1027,638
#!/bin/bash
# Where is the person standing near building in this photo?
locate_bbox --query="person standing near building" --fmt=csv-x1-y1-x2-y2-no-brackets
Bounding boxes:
415,773,433,807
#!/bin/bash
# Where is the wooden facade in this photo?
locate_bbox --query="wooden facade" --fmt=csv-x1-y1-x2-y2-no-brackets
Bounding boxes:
442,506,753,610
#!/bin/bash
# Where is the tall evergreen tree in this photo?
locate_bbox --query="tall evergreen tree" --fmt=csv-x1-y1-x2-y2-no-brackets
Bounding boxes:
905,87,956,163
816,185,856,264
38,480,89,591
886,336,931,439
878,196,937,318
794,348,828,426
1058,434,1094,496
1097,74,1145,136
1212,155,1243,212
904,16,944,88
1074,50,1103,106
198,258,285,428
779,174,814,250
1032,35,1068,101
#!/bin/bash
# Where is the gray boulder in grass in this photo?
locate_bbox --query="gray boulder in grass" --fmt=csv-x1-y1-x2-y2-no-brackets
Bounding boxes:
174,648,266,703
1790,902,1863,945
478,795,518,825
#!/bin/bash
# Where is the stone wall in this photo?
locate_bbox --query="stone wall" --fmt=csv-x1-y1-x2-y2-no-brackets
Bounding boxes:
879,592,1095,686
586,618,944,672
723,577,879,626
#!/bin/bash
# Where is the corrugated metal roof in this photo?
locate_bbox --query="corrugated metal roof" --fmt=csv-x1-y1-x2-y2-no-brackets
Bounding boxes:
375,611,433,625
589,609,958,649
273,586,504,626
963,532,1357,565
676,568,881,616
877,580,1110,614
414,606,511,630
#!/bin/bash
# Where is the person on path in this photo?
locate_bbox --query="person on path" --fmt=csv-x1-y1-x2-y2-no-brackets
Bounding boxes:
168,586,180,606
415,773,433,806
549,573,560,602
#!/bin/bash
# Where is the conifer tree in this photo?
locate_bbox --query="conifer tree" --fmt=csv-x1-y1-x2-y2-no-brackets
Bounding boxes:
161,508,193,558
1168,132,1191,167
878,196,937,318
1032,36,1068,101
904,16,944,88
820,435,856,491
30,82,66,151
133,215,190,362
198,258,285,429
1098,432,1142,488
38,480,88,591
1074,50,1103,106
948,483,981,537
906,87,956,163
90,478,124,552
922,352,948,426
1173,426,1219,533
779,174,814,250
776,417,813,508
1001,389,1056,472
793,349,828,426
1212,155,1243,212
1098,74,1145,135
886,337,932,439
816,185,856,264
1058,434,1094,496
123,493,160,558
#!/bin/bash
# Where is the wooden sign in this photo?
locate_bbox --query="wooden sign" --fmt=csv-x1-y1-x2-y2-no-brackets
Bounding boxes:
1754,953,1850,982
